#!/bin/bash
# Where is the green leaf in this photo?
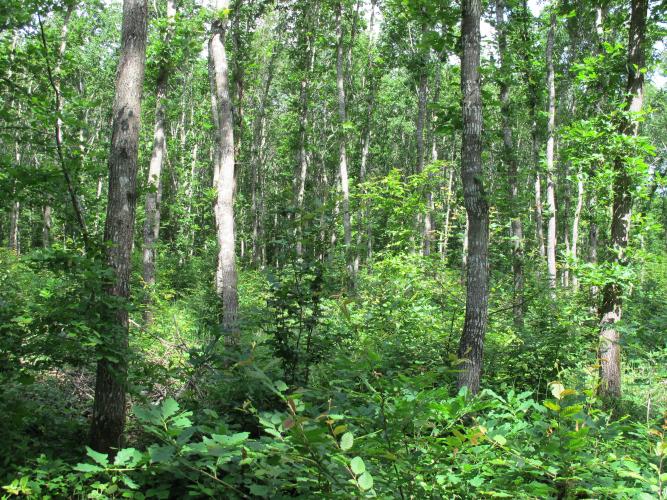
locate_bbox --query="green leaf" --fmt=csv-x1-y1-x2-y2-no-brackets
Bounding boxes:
114,447,142,467
469,476,484,487
350,456,365,475
160,398,179,419
492,434,507,446
358,472,373,490
74,463,104,473
148,444,175,464
340,432,354,451
543,401,561,412
86,446,109,466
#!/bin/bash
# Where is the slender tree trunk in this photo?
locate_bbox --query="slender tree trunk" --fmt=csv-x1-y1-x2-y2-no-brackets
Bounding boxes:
598,0,647,402
295,21,315,258
571,171,584,290
440,147,455,260
210,0,238,338
335,2,353,279
545,12,557,291
142,0,176,322
354,0,376,273
416,63,428,253
9,200,19,253
90,0,148,454
457,0,488,395
497,0,524,327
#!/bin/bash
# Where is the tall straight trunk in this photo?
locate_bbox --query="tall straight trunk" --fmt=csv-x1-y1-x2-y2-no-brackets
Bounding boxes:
545,12,557,291
90,0,148,454
497,0,524,327
142,0,176,319
9,200,19,252
210,0,238,336
415,63,428,254
295,21,315,258
598,0,647,401
335,2,353,278
457,0,488,395
571,171,584,290
439,144,455,260
42,205,52,247
354,0,376,272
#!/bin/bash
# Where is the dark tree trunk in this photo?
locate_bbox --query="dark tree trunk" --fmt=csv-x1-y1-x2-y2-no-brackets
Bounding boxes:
456,0,489,395
90,0,148,454
598,0,647,402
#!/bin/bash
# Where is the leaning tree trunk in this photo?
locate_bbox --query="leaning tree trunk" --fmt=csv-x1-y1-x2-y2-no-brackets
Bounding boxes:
142,0,176,323
545,12,558,292
496,0,524,328
210,0,239,339
90,0,148,454
456,0,489,395
335,2,353,280
598,0,647,402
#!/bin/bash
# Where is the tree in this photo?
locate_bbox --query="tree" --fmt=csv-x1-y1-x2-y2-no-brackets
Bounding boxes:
90,0,148,453
545,10,558,291
142,0,177,323
456,0,488,395
210,0,239,339
598,0,648,402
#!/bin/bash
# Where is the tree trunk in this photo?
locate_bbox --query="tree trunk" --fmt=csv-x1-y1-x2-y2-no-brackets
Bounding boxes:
8,200,19,253
295,19,315,258
336,2,353,280
598,0,647,402
456,0,488,395
210,0,239,338
416,64,428,253
90,0,148,454
571,171,584,290
496,0,524,328
545,12,557,291
142,0,176,322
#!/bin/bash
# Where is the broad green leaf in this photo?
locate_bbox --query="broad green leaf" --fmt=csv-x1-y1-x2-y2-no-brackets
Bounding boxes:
86,446,109,466
74,463,104,473
114,447,142,467
340,432,354,451
358,472,373,490
543,401,561,412
160,398,180,419
350,456,365,475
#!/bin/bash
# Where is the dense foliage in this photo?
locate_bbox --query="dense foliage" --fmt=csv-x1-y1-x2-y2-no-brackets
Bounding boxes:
1,0,666,497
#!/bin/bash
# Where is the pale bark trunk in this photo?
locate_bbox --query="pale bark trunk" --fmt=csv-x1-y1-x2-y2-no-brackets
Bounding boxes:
545,12,557,291
416,65,428,253
571,172,584,290
497,0,524,327
8,200,19,252
90,0,148,454
295,23,315,258
142,0,176,320
598,0,647,402
457,0,488,395
210,0,239,337
335,2,353,279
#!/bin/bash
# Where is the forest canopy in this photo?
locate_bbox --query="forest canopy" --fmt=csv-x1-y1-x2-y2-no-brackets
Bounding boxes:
1,0,666,497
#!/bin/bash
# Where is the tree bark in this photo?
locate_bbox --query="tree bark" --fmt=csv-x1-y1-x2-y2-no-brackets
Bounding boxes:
335,2,353,280
545,12,557,291
90,0,148,454
142,0,176,322
496,0,524,327
456,0,489,395
210,0,239,338
598,0,647,402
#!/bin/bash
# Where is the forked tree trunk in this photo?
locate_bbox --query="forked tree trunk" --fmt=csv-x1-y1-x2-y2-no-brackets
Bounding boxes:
142,0,176,322
210,0,239,337
545,12,558,291
90,0,148,454
598,0,647,402
456,0,489,395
